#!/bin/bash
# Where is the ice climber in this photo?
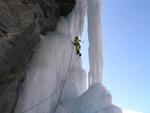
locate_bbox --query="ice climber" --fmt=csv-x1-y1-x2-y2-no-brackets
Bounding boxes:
72,37,82,57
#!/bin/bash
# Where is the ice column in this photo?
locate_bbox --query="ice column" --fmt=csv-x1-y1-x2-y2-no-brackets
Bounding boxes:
87,0,103,87
66,0,87,39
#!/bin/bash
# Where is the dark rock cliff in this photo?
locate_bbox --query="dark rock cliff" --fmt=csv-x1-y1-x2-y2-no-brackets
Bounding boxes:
0,0,75,113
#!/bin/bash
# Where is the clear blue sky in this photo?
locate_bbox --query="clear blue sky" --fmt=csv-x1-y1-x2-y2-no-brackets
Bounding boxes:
81,0,150,113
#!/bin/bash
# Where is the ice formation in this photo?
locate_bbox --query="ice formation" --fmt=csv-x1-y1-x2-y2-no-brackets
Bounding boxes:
15,15,86,113
15,0,87,112
88,0,103,87
15,0,122,113
68,83,122,113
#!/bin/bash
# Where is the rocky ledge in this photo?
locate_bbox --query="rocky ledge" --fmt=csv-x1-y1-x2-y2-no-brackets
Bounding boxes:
0,0,75,113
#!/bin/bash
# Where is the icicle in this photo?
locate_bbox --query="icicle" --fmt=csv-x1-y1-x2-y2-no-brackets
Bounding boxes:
66,0,87,39
87,0,103,87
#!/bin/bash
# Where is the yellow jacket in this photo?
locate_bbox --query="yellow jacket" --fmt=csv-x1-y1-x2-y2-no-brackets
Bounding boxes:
74,38,80,44
76,45,81,51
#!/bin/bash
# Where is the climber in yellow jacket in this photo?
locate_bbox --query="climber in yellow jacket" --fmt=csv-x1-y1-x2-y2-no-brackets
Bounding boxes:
72,37,82,57
74,37,81,45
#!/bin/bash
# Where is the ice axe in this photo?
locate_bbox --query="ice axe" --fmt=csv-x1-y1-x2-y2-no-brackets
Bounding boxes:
80,41,84,43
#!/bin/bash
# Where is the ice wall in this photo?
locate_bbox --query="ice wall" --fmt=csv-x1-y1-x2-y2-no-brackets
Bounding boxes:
14,15,86,113
14,0,87,112
88,0,103,87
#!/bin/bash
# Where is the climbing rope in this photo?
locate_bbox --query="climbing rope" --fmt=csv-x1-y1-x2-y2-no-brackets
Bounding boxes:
20,42,74,113
54,45,74,112
21,83,63,113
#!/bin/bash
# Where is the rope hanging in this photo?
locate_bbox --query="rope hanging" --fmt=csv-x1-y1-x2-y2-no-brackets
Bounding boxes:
20,44,74,113
54,46,74,112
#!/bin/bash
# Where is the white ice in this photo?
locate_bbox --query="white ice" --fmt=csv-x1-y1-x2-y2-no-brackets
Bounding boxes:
56,83,122,113
87,0,103,87
68,83,122,113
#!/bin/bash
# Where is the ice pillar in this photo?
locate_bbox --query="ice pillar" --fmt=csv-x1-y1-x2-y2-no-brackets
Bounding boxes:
87,0,103,87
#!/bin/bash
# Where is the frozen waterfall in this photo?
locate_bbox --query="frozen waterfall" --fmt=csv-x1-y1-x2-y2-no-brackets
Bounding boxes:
14,0,122,113
15,0,87,113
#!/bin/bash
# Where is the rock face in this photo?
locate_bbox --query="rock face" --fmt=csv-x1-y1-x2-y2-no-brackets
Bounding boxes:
0,0,75,113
